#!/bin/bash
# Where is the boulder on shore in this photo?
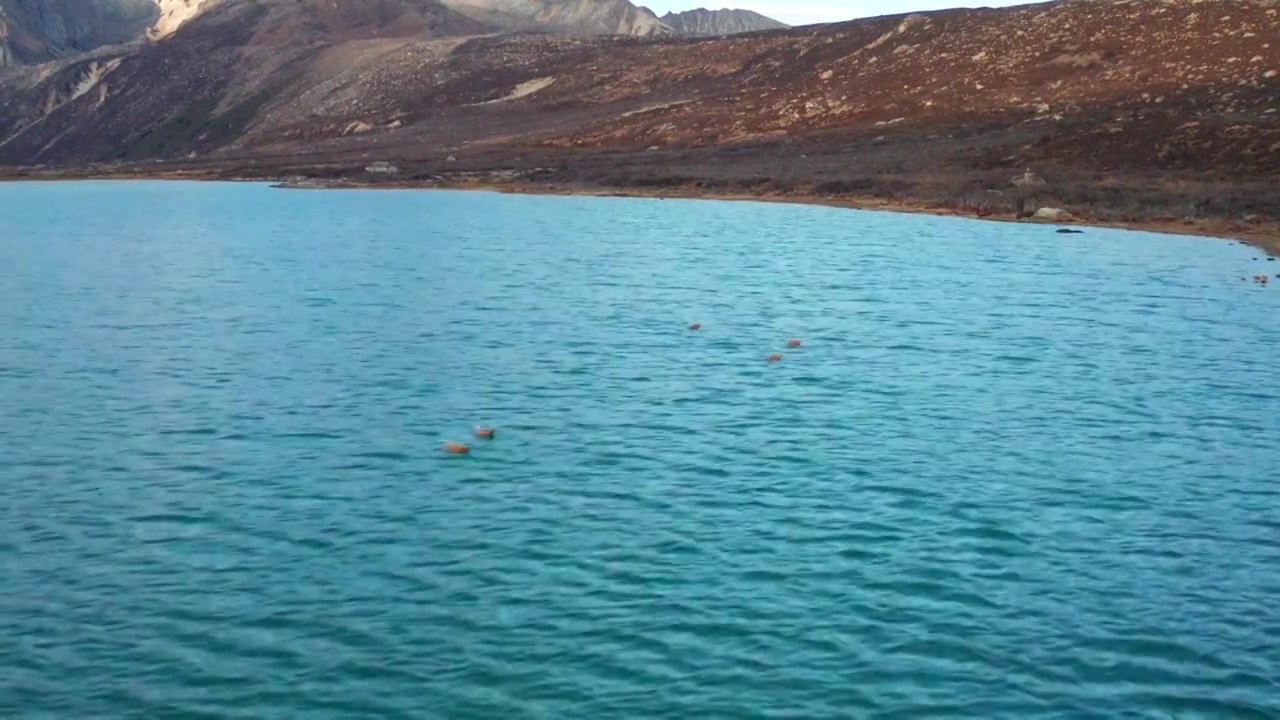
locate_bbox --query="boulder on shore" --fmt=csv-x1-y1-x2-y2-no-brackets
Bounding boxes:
1033,207,1073,221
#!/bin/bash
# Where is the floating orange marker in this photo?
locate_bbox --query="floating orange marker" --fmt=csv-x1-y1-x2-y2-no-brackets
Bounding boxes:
787,339,802,347
442,441,470,454
474,426,496,438
768,353,783,362
689,323,701,330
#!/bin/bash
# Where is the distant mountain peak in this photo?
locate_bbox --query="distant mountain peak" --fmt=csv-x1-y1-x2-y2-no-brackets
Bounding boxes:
439,0,675,36
661,7,788,36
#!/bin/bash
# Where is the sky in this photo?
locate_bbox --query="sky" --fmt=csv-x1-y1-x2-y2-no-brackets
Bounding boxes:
644,1,1047,26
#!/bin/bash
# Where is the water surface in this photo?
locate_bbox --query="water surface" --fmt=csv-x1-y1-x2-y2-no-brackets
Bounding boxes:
2,182,1278,718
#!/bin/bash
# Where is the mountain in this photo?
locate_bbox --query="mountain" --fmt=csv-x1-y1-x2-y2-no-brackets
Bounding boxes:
661,8,787,36
0,0,158,66
0,0,491,65
0,0,488,161
1,0,1277,233
439,0,673,36
0,0,684,68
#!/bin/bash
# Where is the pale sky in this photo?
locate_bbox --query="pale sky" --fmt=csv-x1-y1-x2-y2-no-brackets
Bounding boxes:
644,1,1048,26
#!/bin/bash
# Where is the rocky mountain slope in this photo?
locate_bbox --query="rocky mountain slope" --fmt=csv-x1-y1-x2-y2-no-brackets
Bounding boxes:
439,0,672,36
0,0,157,65
0,0,781,65
0,0,492,64
1,0,1277,234
150,0,213,39
661,8,787,35
0,0,485,160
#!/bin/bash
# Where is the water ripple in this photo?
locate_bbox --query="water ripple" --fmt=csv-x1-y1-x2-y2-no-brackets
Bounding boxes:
1,183,1279,718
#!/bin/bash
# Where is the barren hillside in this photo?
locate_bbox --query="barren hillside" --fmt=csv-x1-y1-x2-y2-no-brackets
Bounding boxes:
0,0,490,65
1,0,1277,240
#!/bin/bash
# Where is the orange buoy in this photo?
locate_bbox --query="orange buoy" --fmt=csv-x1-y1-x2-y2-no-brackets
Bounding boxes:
689,323,701,330
787,339,802,347
768,353,783,362
474,426,496,438
442,441,470,454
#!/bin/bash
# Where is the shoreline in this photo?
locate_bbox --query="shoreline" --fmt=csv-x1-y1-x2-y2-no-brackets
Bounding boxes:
270,178,1280,256
4,171,1278,255
478,183,1280,253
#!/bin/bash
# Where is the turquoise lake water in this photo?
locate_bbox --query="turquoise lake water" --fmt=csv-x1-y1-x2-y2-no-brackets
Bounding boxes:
2,181,1279,718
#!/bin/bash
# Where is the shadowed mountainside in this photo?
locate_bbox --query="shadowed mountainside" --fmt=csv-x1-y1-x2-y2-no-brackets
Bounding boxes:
0,0,158,65
0,0,762,64
0,0,675,67
0,0,491,65
661,8,787,36
1,0,1278,244
0,0,487,162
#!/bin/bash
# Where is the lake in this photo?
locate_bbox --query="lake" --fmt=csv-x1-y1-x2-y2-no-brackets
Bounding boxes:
1,181,1278,718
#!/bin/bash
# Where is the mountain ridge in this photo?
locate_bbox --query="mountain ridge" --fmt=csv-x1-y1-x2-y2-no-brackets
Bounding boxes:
439,0,674,35
661,7,787,35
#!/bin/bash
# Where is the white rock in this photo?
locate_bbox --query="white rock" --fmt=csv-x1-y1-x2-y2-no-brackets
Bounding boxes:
1033,207,1072,221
